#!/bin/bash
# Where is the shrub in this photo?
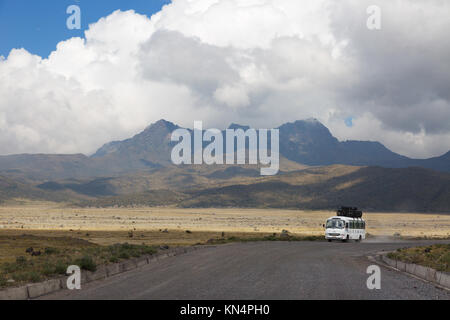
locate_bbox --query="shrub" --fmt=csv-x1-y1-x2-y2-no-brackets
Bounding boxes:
44,247,60,255
119,252,130,259
75,255,97,272
12,271,41,283
16,256,28,266
0,275,6,287
140,246,156,255
54,260,68,275
131,251,141,258
42,263,55,276
29,271,41,283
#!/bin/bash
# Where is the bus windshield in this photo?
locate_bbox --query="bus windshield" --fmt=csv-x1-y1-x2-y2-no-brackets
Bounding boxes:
326,219,344,229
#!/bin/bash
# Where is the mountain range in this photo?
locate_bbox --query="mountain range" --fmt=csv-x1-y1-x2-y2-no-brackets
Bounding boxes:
0,119,449,180
0,119,449,212
278,119,450,171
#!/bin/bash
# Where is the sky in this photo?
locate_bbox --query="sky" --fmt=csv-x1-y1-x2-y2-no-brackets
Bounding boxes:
0,0,449,159
0,0,170,57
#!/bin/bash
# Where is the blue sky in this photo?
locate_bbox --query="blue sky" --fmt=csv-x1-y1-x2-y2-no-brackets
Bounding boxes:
0,0,169,58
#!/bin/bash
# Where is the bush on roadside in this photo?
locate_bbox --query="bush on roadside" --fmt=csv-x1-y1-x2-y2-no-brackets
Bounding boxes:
0,239,157,288
388,244,449,272
0,275,6,287
109,256,119,263
107,243,156,261
12,271,41,283
54,260,69,275
75,255,97,272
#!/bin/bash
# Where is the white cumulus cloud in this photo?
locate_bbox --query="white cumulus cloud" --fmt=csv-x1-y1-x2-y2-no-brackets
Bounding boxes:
0,0,449,158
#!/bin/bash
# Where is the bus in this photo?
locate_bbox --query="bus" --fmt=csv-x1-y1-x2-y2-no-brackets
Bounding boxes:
324,216,366,242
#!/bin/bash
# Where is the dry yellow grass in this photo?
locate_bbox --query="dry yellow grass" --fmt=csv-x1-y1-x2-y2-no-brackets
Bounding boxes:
0,201,449,239
0,233,95,265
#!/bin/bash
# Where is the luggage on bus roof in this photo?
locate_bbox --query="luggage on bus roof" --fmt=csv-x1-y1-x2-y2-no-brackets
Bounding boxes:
337,206,363,218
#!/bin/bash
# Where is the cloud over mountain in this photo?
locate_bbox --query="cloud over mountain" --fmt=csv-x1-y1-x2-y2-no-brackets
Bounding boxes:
1,0,449,158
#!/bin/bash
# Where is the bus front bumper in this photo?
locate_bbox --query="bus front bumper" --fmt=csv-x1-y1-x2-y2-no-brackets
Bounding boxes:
325,234,346,240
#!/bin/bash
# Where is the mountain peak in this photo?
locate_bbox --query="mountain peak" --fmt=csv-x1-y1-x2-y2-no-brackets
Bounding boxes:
145,119,177,131
293,118,324,127
92,119,178,160
279,118,331,134
305,117,320,123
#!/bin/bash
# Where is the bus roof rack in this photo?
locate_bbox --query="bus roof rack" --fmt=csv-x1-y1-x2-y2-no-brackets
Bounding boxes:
337,206,363,218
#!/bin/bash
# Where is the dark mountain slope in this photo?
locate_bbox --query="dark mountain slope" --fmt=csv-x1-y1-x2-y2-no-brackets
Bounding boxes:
0,175,87,204
74,165,450,212
179,166,450,212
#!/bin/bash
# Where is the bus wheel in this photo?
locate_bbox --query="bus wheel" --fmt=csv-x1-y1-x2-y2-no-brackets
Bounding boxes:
357,235,362,242
328,239,332,242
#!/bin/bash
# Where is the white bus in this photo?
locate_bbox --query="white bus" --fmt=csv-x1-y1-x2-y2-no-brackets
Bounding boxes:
325,216,366,242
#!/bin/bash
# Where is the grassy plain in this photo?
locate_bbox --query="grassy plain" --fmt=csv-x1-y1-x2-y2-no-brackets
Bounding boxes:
1,201,449,238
